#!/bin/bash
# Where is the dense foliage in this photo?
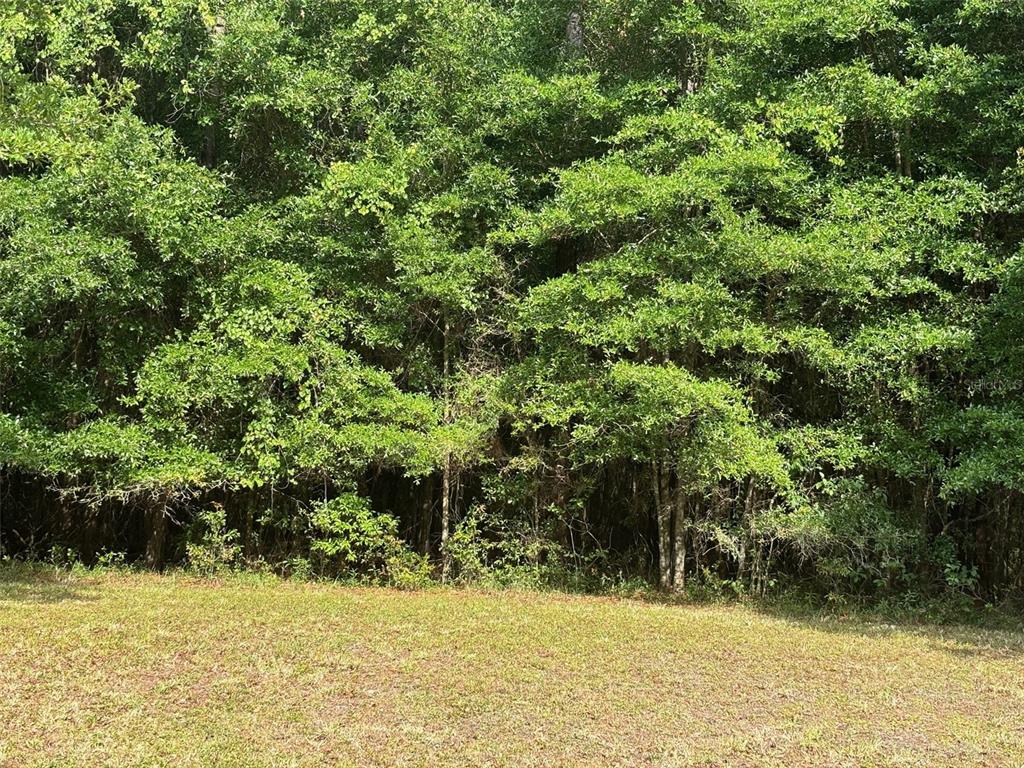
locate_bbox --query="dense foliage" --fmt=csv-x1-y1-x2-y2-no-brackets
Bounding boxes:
3,0,1024,601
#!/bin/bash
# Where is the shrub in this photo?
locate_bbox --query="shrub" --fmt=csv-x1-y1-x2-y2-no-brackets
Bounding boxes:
186,505,240,575
307,493,427,587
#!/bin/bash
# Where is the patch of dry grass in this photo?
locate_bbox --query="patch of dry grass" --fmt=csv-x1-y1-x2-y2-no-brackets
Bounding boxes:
1,568,1022,767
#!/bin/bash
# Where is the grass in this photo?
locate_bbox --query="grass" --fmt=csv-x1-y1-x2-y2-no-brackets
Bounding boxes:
1,566,1022,768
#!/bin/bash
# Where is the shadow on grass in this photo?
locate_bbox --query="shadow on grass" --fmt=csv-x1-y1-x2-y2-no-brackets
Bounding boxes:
752,601,1024,660
0,562,99,605
0,559,1020,661
594,583,1024,659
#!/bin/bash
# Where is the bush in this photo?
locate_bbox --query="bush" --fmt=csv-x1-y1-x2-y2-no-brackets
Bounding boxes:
445,506,491,584
95,550,127,569
186,505,240,575
444,505,627,592
308,493,429,587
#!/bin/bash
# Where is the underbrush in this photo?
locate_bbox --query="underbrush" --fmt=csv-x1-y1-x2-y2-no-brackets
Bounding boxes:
3,553,1020,634
4,502,1018,629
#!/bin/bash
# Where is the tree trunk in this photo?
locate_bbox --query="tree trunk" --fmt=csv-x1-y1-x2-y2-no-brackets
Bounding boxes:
440,318,453,582
738,478,756,587
244,502,254,561
440,456,451,582
895,123,912,179
655,460,673,590
418,476,433,556
145,499,168,569
203,15,225,168
673,481,687,591
566,11,583,50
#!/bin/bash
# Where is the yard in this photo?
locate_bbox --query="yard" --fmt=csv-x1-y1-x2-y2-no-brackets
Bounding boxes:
1,568,1021,767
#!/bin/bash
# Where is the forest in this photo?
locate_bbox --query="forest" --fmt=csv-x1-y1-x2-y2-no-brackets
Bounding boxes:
2,0,1024,604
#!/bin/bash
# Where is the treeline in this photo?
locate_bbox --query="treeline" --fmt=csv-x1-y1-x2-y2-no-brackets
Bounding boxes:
2,0,1024,600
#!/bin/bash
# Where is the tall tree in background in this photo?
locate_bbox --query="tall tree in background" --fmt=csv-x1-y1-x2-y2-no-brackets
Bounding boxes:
1,0,1023,599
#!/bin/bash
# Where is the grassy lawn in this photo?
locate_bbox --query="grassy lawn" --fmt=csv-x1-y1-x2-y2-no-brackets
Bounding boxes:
1,568,1022,768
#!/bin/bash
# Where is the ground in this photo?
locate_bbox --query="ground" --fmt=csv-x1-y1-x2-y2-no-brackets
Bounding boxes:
1,568,1022,768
